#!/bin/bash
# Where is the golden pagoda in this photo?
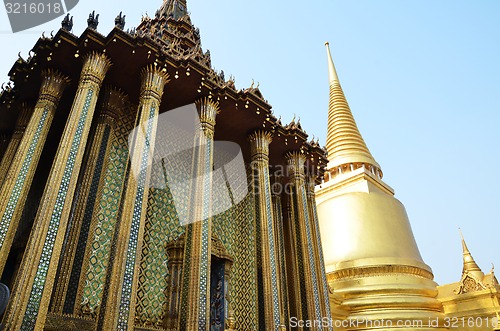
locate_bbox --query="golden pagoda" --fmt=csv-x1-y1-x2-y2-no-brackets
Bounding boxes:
317,42,447,330
317,42,500,331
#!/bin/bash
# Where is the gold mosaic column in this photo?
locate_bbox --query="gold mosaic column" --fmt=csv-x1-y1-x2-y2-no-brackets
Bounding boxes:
284,192,303,322
97,65,169,330
3,52,110,331
286,152,322,327
271,179,289,328
0,70,69,277
50,87,129,315
249,131,282,331
0,102,32,188
179,98,218,331
306,175,332,325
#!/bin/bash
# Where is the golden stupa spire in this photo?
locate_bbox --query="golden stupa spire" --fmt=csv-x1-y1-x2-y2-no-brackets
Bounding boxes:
325,42,380,170
459,229,484,279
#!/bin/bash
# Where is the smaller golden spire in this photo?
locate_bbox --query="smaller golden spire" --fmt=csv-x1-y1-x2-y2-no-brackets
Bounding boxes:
488,264,500,330
491,264,499,286
459,229,484,279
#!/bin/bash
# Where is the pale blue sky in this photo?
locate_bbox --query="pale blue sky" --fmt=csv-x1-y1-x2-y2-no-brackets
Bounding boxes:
0,1,499,286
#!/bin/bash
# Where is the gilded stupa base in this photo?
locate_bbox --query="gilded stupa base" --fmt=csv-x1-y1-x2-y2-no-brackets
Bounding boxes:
328,264,448,330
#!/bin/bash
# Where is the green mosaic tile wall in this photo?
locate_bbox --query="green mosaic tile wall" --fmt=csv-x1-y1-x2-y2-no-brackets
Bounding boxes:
79,113,134,316
135,156,258,330
135,169,184,326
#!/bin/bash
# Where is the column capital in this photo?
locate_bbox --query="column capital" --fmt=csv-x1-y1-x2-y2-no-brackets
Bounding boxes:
80,52,112,87
12,102,33,137
196,97,219,137
306,174,318,197
165,235,185,264
248,130,273,163
16,102,32,126
39,68,70,105
140,64,170,101
286,151,306,181
271,173,283,198
99,86,130,126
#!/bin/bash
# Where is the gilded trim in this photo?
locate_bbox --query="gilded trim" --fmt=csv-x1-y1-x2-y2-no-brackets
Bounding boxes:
327,265,435,281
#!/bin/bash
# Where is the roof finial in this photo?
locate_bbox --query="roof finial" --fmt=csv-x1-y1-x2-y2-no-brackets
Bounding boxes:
487,264,500,327
115,11,126,29
159,0,188,19
87,11,99,30
459,228,469,253
459,229,484,279
325,42,339,84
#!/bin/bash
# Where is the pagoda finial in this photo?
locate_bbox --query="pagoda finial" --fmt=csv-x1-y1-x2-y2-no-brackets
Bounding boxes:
61,13,73,32
115,12,126,29
324,42,380,172
325,42,339,84
87,11,99,30
159,0,188,19
459,229,484,279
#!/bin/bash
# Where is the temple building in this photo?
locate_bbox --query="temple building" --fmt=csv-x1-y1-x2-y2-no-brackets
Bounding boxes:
0,1,499,331
0,1,331,330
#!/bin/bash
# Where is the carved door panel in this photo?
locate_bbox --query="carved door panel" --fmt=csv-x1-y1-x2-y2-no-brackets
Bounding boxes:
210,257,226,331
